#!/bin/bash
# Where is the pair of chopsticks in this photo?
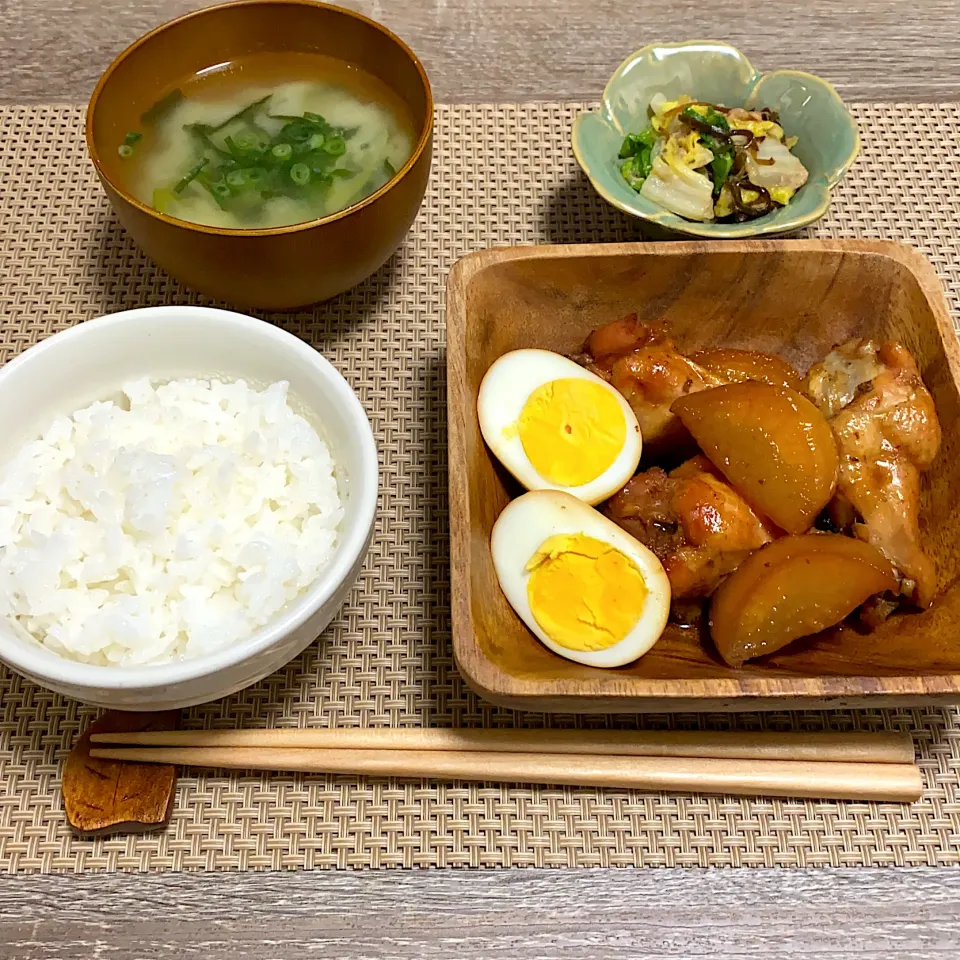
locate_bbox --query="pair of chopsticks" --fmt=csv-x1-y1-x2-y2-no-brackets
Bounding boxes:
89,727,923,801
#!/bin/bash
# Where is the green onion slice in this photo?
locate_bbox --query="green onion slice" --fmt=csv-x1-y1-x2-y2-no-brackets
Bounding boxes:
289,162,311,185
166,103,366,218
323,136,346,156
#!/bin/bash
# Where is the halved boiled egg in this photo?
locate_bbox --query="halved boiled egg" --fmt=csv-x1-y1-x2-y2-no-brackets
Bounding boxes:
478,349,641,505
491,490,671,668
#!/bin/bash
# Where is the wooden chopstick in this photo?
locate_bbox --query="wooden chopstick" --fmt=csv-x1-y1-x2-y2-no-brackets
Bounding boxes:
88,727,915,764
87,745,923,801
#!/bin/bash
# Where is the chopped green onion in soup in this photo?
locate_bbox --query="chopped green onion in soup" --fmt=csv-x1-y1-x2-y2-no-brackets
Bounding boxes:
123,66,415,229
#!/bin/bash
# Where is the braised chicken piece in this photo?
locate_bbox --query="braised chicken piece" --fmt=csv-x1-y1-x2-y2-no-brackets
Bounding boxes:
603,455,779,599
805,339,941,607
573,314,724,457
574,314,807,461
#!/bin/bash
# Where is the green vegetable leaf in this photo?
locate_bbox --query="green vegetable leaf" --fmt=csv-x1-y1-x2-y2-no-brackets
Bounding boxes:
618,127,658,159
681,105,729,133
701,132,734,194
619,155,648,191
618,127,655,191
700,133,726,155
710,151,734,195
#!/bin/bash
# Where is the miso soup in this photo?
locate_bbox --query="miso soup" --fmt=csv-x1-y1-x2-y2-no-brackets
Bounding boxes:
117,52,416,229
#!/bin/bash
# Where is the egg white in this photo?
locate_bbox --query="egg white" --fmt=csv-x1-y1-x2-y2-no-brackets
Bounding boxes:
491,490,671,668
477,349,641,505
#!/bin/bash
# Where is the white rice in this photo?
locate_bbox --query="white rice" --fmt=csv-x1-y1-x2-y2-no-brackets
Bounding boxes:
0,378,342,666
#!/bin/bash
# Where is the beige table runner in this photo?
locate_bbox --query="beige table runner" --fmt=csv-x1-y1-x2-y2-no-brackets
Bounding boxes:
1,103,960,872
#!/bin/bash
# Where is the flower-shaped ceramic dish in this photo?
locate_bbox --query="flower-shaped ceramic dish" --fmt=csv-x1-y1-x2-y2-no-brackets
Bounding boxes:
572,41,860,239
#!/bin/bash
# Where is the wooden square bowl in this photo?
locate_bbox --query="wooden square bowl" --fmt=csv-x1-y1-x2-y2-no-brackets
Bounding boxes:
447,239,960,713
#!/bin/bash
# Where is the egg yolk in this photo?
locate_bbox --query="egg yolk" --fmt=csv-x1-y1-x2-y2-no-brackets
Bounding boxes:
525,533,647,651
516,379,626,487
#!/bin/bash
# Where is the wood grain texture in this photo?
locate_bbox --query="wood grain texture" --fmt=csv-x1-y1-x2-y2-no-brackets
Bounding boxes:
447,239,960,712
2,0,960,104
61,710,179,834
3,868,960,959
86,745,925,801
87,726,918,762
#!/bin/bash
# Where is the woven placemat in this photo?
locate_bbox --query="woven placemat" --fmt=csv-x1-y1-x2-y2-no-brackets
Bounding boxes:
2,103,960,873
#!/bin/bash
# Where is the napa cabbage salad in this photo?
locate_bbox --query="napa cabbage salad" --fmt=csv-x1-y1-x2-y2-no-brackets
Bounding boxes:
618,95,809,223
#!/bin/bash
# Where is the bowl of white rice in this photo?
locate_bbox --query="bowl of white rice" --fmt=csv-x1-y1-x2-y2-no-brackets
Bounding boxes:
0,306,377,709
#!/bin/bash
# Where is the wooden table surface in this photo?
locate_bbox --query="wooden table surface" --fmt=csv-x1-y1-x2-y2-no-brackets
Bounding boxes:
2,1,960,958
3,868,960,958
2,0,960,103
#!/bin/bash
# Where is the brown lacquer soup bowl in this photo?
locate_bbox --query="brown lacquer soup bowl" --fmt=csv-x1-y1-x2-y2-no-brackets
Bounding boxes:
87,0,433,309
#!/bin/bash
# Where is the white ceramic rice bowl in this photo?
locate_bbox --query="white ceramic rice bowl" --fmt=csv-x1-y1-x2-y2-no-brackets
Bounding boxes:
0,306,377,709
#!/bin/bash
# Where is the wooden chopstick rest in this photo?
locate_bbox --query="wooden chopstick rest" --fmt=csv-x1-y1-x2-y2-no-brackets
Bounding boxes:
64,710,181,834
